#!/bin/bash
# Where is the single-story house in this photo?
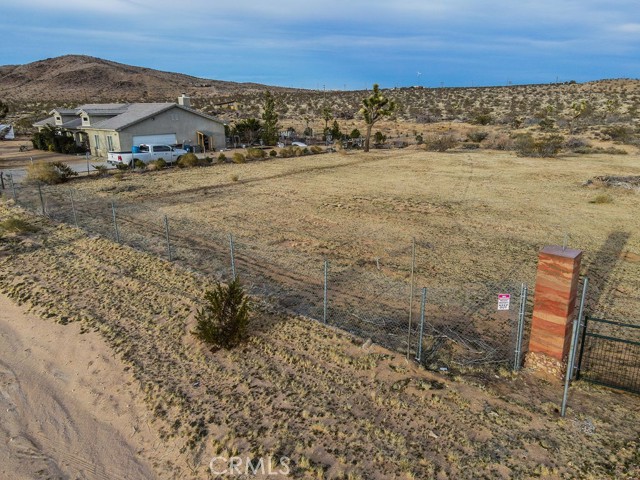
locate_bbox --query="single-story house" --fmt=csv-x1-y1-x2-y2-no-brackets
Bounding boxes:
33,95,225,157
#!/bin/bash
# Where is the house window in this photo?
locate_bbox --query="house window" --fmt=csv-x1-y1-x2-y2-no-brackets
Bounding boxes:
83,117,89,123
94,135,100,150
107,136,114,151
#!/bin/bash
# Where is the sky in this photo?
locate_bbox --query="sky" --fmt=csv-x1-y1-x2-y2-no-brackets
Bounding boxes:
2,0,639,90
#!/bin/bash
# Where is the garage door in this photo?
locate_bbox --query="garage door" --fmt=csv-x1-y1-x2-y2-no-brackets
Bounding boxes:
132,133,177,146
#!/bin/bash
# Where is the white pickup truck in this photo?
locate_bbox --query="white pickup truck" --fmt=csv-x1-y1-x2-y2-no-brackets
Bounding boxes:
107,144,188,166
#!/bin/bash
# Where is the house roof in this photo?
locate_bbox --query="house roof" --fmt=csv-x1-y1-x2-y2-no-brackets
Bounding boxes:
90,103,175,130
33,116,83,129
37,102,224,132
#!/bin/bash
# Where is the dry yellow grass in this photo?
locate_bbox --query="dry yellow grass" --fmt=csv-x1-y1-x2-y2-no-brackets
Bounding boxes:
55,146,640,321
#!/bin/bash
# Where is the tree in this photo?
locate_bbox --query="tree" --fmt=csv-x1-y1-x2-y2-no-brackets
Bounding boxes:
360,84,396,152
330,120,342,141
261,90,279,145
350,128,361,139
234,118,262,145
192,278,251,350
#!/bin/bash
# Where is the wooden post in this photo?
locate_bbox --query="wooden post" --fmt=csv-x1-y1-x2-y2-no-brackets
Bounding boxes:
529,246,583,362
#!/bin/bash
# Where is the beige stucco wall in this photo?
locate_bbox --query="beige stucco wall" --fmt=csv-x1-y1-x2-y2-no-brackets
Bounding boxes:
118,107,225,153
83,129,121,157
84,106,225,157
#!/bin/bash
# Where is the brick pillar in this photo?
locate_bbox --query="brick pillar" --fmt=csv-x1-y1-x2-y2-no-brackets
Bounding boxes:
529,246,583,362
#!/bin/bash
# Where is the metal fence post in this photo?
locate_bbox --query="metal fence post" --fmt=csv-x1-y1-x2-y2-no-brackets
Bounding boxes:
514,283,528,371
111,201,120,244
163,215,172,261
415,287,427,363
229,233,236,280
406,237,416,360
8,174,17,203
37,182,45,215
561,277,588,417
323,259,328,324
70,190,78,228
0,171,4,190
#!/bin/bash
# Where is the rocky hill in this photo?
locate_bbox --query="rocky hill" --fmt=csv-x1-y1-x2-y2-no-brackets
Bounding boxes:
0,54,292,104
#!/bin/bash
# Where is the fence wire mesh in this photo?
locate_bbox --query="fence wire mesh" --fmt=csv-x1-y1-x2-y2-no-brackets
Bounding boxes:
3,177,527,369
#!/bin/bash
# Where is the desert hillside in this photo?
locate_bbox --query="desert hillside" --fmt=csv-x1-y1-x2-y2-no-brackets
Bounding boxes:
1,55,639,138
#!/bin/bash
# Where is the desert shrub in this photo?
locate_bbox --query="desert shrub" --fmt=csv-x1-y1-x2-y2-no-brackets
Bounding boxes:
472,112,493,125
115,163,129,171
232,152,246,164
269,149,277,157
483,132,514,150
590,194,613,204
461,143,480,150
92,164,109,176
601,125,633,142
415,134,424,145
246,148,266,160
424,134,458,152
217,152,227,163
302,147,310,155
467,131,488,143
0,216,39,234
204,156,213,164
310,145,323,154
134,159,146,170
154,158,167,169
514,133,564,157
177,152,201,168
25,161,77,185
279,146,301,158
565,137,591,150
192,278,250,349
230,174,239,182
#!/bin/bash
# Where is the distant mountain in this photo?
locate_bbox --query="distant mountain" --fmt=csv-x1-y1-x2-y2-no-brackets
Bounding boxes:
0,55,293,104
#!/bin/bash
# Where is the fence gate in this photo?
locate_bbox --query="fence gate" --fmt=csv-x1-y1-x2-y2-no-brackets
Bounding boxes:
576,315,640,394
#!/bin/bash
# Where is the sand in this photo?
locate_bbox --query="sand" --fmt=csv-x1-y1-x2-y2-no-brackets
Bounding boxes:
0,294,161,479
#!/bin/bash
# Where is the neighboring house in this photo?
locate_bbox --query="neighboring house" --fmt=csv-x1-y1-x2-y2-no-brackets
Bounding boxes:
33,95,225,157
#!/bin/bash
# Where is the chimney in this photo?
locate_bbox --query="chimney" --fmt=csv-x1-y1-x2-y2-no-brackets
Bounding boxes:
178,94,191,108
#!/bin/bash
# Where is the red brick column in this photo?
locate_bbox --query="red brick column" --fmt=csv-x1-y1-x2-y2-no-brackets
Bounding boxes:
529,246,583,362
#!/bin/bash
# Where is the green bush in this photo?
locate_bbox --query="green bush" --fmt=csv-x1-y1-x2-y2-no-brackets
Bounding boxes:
154,158,167,170
232,152,246,164
134,159,146,170
25,161,78,185
192,278,251,349
217,152,227,163
92,164,109,176
269,149,278,157
177,152,201,168
514,133,564,157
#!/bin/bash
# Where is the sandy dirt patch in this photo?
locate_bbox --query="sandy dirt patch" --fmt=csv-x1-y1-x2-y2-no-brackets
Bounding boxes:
0,294,181,479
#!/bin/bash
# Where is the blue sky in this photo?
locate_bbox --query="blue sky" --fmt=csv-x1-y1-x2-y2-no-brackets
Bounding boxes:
2,0,639,89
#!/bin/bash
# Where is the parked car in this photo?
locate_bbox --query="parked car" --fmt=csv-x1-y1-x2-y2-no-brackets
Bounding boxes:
107,144,188,166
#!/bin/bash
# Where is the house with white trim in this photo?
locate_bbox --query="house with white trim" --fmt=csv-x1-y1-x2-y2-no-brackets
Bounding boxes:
34,95,225,157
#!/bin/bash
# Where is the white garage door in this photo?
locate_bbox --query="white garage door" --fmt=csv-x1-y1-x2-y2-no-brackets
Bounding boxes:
133,133,177,146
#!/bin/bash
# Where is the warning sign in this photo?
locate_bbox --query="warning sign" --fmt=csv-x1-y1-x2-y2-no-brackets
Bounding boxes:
497,294,511,311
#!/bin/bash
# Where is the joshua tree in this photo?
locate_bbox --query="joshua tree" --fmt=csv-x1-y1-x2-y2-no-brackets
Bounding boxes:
360,84,396,152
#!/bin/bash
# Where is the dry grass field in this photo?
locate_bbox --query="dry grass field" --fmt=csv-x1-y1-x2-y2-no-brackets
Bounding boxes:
42,145,640,319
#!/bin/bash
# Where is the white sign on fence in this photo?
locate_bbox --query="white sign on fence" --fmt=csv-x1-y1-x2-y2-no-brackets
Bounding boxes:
497,293,511,311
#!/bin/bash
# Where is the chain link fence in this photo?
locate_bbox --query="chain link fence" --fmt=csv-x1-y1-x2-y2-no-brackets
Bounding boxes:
2,175,529,370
